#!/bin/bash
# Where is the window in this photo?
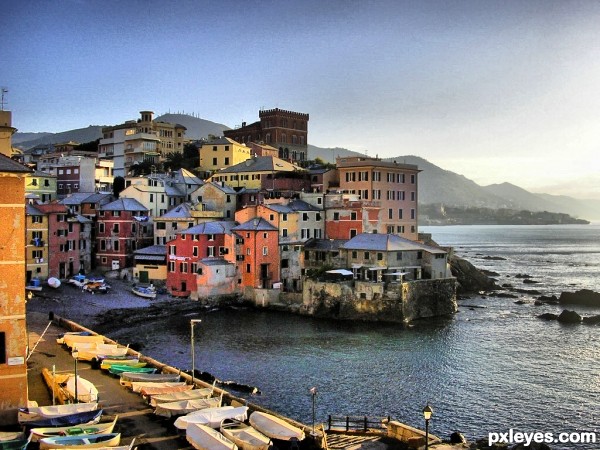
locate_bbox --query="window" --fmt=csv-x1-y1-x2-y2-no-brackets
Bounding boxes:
270,214,275,221
100,240,106,251
131,223,137,233
193,246,198,257
213,158,217,165
316,213,321,221
112,223,119,233
98,223,105,233
112,211,120,217
180,262,188,273
31,178,38,186
350,229,357,238
364,252,370,259
417,251,423,259
169,245,176,255
44,179,49,187
150,194,154,202
352,251,358,259
411,174,416,184
262,246,268,256
32,216,42,223
397,252,403,260
224,157,230,165
282,213,287,221
399,209,403,219
411,191,416,201
208,246,215,257
351,212,357,220
389,209,393,219
246,264,251,273
208,234,215,241
411,209,416,219
282,229,288,237
113,240,119,251
263,232,268,239
333,212,340,221
281,259,289,268
303,213,309,221
377,252,383,261
169,261,175,272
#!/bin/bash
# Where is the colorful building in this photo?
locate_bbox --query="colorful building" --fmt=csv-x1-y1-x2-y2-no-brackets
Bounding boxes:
96,198,152,270
25,170,57,203
198,137,251,175
25,204,49,283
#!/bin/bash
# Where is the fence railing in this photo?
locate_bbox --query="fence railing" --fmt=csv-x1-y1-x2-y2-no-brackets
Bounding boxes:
327,415,390,433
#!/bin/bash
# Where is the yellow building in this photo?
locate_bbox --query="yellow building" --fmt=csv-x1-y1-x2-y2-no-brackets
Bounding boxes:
0,110,18,158
0,153,31,416
208,155,304,191
199,137,251,175
26,204,49,283
25,171,57,203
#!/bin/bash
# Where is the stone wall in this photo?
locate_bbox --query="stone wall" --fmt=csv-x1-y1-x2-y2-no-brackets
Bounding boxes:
300,278,457,323
387,421,441,447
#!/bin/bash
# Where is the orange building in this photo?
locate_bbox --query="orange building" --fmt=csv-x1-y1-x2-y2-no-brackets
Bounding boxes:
0,154,31,417
233,218,279,289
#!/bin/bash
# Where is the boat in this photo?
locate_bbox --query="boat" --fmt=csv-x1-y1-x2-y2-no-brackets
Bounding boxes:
109,365,156,376
149,386,211,407
48,277,61,288
77,345,129,363
98,356,139,370
20,410,103,431
186,423,237,450
62,334,105,350
174,406,249,431
0,437,29,450
129,381,187,394
29,415,118,443
57,331,91,345
119,372,180,385
140,382,193,398
67,274,88,288
131,285,157,299
248,412,305,442
39,432,120,449
25,284,43,292
220,419,271,450
83,282,111,294
101,359,144,370
19,402,99,423
64,375,99,403
154,395,223,418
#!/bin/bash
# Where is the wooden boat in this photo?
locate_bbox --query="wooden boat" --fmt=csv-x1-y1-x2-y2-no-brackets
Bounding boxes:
248,412,305,442
83,282,111,294
99,356,139,370
109,365,155,376
62,334,104,349
39,432,120,449
129,381,186,394
57,332,91,345
65,375,99,403
131,285,157,299
174,406,248,431
220,419,271,450
149,386,211,407
21,410,103,431
141,382,192,398
119,372,180,384
187,424,237,450
19,402,99,423
29,415,118,443
154,395,222,418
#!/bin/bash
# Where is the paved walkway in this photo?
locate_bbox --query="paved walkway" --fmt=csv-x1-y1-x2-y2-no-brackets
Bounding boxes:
26,311,193,450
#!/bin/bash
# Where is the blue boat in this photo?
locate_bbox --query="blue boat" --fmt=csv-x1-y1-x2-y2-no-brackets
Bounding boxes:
21,409,103,431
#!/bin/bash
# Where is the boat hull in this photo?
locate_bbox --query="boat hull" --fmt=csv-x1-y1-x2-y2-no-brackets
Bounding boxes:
187,424,237,450
39,432,120,449
249,412,305,442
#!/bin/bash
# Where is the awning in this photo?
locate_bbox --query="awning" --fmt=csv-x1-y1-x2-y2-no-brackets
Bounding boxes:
368,267,386,271
326,269,353,276
385,272,410,276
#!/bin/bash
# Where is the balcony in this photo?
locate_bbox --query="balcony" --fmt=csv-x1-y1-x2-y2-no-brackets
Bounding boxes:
30,239,45,247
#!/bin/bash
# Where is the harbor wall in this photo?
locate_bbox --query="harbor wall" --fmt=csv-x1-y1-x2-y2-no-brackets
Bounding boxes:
299,278,457,323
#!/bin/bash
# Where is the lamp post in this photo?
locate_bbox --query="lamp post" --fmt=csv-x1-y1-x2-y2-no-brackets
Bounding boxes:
72,349,79,403
190,319,202,386
423,404,433,450
309,386,318,435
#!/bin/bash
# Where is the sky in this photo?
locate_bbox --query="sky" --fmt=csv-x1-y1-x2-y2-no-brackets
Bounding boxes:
2,0,600,199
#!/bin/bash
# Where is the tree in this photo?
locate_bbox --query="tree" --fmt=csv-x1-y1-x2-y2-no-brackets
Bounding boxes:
163,152,184,172
113,176,125,198
75,139,100,152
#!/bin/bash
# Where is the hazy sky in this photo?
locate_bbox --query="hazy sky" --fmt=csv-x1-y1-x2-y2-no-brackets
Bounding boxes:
2,0,600,199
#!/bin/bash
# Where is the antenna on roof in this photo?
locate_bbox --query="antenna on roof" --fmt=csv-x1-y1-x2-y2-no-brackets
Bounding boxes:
0,87,7,111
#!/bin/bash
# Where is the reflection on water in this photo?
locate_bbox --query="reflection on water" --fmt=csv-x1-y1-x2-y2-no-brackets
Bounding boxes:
109,225,600,448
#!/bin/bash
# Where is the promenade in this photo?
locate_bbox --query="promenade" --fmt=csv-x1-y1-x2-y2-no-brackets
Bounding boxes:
26,310,194,450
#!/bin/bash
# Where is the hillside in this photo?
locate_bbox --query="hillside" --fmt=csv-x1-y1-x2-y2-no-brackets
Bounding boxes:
13,113,230,150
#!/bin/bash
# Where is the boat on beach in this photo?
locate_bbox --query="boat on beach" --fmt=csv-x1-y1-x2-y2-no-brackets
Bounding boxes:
98,355,139,370
131,285,157,299
220,419,271,450
119,372,180,384
48,277,61,288
149,386,212,407
141,382,193,398
18,402,99,423
20,410,103,431
41,368,98,403
39,432,120,449
29,415,118,443
186,423,237,450
129,380,186,394
0,436,29,450
109,365,155,376
174,406,249,431
248,412,305,442
154,394,223,418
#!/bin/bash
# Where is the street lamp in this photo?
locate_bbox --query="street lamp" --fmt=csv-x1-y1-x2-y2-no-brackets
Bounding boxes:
423,404,433,450
72,349,79,403
190,319,202,386
309,387,318,435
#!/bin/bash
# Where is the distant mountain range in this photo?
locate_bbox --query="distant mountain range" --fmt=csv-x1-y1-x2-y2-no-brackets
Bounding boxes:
13,114,600,220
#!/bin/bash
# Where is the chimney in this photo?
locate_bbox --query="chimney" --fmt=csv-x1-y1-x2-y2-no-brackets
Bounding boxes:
242,122,246,127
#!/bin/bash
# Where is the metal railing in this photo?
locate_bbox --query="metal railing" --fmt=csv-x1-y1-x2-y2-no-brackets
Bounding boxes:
327,415,390,433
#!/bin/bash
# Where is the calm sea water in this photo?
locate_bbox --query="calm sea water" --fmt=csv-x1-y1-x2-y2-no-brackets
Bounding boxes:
108,225,600,448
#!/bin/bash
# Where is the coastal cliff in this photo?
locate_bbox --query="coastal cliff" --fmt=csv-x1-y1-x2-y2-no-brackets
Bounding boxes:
449,255,498,295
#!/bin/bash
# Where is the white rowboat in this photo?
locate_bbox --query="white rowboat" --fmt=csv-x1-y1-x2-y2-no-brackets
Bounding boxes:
220,419,271,450
248,412,305,442
187,424,237,450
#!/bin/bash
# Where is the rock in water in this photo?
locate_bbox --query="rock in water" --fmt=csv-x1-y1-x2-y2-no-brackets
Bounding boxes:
538,313,559,321
449,255,498,294
559,289,600,307
557,309,582,324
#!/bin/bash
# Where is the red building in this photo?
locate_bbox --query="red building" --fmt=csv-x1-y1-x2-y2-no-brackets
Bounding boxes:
324,195,380,240
166,221,237,297
36,203,83,279
233,217,280,289
96,198,152,270
224,108,309,163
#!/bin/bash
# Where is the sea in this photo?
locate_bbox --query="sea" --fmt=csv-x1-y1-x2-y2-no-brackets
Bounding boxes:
106,224,600,449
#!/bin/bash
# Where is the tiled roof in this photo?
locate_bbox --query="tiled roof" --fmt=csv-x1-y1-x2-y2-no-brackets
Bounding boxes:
159,203,195,219
342,233,446,254
181,221,237,235
134,245,167,256
0,154,31,173
217,156,304,174
36,203,69,214
203,137,239,146
266,199,321,213
205,181,238,195
303,238,347,251
171,168,204,186
60,193,95,205
233,217,278,232
26,204,44,215
100,197,148,212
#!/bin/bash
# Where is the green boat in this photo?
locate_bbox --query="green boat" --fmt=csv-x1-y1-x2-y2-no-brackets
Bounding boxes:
108,365,156,376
